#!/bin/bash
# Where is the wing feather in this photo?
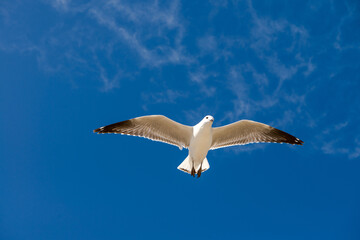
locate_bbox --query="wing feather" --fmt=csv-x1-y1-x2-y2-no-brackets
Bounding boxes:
211,120,303,150
94,115,192,149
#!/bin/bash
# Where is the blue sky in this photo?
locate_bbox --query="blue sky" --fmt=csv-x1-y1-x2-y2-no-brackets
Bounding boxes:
1,0,360,239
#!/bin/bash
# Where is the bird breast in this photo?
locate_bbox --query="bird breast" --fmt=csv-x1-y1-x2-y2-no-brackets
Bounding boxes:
189,125,213,160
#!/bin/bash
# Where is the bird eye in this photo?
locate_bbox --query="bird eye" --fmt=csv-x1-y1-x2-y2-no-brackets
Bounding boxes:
206,117,208,119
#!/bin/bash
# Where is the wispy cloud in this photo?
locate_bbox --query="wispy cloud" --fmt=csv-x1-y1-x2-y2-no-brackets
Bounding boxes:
189,67,217,97
319,121,360,159
97,63,121,92
197,35,217,54
183,104,217,125
247,0,313,94
141,89,188,111
265,54,299,93
0,0,195,91
248,0,308,52
273,110,295,128
89,0,194,67
333,1,360,51
321,140,360,160
51,0,70,11
349,142,360,159
321,141,349,155
185,0,315,134
196,34,237,61
224,64,278,122
303,57,316,76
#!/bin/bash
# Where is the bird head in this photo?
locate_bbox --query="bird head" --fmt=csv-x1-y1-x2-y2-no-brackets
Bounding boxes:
203,115,214,125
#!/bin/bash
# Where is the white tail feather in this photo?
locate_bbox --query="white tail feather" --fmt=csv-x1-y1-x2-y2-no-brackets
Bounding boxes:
177,156,210,174
201,158,210,172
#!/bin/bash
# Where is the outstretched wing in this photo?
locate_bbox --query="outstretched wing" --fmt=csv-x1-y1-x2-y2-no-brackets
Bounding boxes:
94,115,193,149
211,120,303,150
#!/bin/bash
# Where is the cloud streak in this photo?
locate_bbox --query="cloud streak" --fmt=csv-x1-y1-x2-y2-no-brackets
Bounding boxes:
89,0,194,67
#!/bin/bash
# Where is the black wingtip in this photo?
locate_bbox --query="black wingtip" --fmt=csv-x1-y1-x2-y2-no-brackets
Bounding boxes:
294,138,304,145
269,127,304,146
93,119,133,134
93,127,102,133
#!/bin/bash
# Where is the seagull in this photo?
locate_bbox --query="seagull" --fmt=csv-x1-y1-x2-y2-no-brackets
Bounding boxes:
94,115,303,178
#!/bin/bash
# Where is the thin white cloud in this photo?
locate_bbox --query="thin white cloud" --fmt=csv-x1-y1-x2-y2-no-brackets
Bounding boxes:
319,121,360,159
97,63,121,92
197,35,217,53
141,89,188,110
333,1,360,51
321,141,349,155
322,121,348,135
196,34,238,61
303,57,316,76
88,0,193,67
189,68,217,97
334,121,349,131
51,0,70,11
265,54,299,93
224,64,278,121
273,110,295,128
0,0,195,91
108,0,183,31
246,0,313,95
321,138,360,160
89,9,153,62
349,145,360,159
183,104,217,125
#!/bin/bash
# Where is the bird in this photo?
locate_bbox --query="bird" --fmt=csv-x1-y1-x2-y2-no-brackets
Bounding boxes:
93,115,303,178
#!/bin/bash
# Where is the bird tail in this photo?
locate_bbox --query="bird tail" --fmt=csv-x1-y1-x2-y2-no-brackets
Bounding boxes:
177,156,210,174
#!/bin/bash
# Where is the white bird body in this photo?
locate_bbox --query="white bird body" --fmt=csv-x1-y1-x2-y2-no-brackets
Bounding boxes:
187,117,213,174
94,114,303,178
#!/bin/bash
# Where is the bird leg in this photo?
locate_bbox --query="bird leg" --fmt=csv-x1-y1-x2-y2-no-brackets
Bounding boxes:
197,163,203,178
191,166,196,177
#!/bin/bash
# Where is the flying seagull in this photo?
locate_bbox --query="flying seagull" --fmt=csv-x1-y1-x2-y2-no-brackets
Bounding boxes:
94,115,303,178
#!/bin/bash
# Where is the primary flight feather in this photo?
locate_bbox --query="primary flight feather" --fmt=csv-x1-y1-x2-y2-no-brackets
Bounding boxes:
94,115,303,177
